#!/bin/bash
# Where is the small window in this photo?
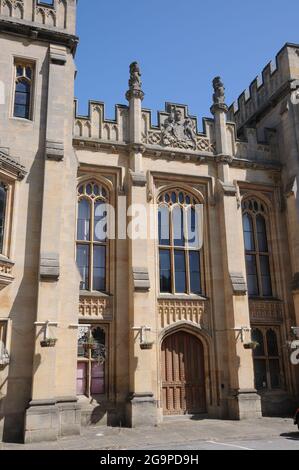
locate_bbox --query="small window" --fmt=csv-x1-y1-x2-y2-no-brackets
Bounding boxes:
13,61,34,120
252,327,283,391
76,324,107,397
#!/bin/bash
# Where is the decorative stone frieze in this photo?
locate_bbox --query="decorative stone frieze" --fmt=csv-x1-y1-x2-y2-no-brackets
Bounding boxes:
158,298,209,330
79,295,112,320
249,299,284,324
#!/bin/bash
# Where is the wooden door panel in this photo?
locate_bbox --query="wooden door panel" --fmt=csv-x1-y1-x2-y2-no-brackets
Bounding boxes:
161,332,206,415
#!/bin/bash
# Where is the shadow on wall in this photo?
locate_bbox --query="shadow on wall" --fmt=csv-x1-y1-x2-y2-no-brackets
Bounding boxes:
2,56,49,443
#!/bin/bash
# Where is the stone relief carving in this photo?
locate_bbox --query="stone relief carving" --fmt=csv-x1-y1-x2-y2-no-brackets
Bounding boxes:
212,76,225,105
161,106,197,150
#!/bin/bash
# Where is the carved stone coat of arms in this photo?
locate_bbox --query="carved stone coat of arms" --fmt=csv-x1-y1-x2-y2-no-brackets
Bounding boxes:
162,106,197,150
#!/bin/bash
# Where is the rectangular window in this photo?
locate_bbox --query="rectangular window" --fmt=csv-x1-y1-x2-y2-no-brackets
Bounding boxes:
77,324,107,398
13,61,34,120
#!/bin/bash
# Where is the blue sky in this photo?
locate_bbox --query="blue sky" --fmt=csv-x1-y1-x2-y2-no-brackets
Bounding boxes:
75,0,299,128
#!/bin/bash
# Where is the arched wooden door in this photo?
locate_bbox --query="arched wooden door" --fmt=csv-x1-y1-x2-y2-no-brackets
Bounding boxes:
161,331,206,415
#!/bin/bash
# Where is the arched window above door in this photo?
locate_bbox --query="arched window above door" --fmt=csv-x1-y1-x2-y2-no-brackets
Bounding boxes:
158,189,203,295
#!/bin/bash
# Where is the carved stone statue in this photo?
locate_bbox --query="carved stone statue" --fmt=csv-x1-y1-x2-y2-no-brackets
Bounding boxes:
161,106,197,149
129,61,142,91
212,76,225,105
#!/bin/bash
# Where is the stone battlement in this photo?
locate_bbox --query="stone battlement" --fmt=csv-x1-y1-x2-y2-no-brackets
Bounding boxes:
0,0,76,34
228,43,299,131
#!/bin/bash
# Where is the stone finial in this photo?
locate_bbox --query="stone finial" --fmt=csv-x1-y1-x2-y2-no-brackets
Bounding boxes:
211,76,228,115
213,76,226,105
126,61,144,101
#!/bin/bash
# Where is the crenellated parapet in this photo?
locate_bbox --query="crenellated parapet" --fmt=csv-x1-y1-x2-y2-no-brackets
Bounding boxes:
228,43,299,132
73,64,281,168
73,100,129,143
0,0,77,34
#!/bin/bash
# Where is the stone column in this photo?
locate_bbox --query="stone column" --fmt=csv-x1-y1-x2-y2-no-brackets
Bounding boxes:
125,63,158,427
285,180,299,328
218,182,262,419
24,45,80,443
212,77,261,419
281,97,299,331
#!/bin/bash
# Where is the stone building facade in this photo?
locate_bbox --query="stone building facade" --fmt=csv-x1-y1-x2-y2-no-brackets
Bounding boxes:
0,0,298,443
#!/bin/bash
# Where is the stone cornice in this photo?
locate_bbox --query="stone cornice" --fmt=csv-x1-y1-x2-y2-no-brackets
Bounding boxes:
0,150,27,180
0,17,78,55
72,137,282,172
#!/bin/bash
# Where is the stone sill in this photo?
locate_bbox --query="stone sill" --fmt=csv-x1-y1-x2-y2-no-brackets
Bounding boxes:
257,389,288,397
249,297,282,302
158,294,208,302
79,290,112,298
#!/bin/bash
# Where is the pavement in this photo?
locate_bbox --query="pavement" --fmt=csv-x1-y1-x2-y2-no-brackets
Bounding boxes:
0,417,298,451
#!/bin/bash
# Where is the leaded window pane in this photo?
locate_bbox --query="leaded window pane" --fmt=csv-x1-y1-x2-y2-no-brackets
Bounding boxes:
189,251,201,294
252,328,265,357
174,250,186,293
93,245,106,291
245,255,259,296
172,206,184,247
77,199,90,241
269,359,280,389
158,206,170,246
159,249,171,293
260,255,272,296
256,215,268,252
254,359,267,390
94,201,107,242
266,329,279,357
76,244,89,290
243,214,255,251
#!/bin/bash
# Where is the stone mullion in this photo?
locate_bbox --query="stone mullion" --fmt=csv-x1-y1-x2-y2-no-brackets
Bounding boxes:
90,198,94,291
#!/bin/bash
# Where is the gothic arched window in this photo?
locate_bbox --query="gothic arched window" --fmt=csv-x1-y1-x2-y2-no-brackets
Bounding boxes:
158,189,203,295
242,198,272,298
76,181,108,292
13,62,34,120
252,327,282,391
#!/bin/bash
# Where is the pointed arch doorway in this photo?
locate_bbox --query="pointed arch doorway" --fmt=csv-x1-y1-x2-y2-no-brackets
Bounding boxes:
161,331,206,415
